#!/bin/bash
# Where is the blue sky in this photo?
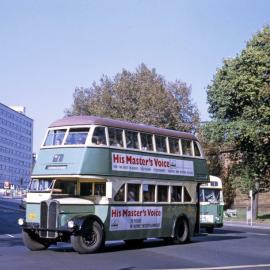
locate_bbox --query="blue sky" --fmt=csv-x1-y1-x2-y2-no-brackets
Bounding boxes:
1,0,270,152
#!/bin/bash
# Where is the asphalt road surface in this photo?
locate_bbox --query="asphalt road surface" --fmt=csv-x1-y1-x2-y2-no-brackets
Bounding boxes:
1,198,270,270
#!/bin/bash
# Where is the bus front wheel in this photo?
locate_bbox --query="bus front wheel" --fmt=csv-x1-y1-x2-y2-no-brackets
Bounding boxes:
22,230,49,251
173,217,189,244
71,221,104,254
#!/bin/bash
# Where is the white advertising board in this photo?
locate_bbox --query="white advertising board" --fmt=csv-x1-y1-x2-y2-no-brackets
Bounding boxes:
110,206,162,231
112,152,194,176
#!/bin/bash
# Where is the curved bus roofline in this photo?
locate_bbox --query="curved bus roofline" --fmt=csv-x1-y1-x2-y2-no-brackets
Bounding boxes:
49,115,197,141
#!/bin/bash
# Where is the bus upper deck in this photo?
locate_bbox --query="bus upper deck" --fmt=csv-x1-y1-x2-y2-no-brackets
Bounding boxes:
33,115,208,182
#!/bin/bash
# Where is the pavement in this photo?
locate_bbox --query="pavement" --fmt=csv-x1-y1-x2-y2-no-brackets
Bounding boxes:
224,220,270,230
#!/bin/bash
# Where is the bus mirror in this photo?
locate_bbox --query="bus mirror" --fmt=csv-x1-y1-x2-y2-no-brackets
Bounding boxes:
106,182,113,198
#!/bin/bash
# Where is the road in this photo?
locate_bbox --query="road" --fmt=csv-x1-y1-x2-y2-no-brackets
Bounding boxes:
0,198,270,270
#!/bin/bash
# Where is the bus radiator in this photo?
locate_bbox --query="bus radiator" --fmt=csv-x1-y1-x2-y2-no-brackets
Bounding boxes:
40,200,59,238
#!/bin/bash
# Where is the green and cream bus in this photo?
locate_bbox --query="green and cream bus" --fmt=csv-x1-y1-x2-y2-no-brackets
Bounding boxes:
200,175,224,233
18,116,209,253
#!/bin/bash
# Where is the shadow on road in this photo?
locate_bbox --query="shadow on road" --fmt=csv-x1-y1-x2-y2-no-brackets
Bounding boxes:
211,228,246,234
49,231,246,254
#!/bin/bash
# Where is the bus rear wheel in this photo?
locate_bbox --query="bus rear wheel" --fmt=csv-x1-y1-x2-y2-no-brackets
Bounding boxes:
22,230,49,251
71,221,104,254
173,217,189,244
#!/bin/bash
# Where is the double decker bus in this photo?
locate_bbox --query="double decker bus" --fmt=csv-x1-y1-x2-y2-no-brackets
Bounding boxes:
200,175,224,233
18,115,209,253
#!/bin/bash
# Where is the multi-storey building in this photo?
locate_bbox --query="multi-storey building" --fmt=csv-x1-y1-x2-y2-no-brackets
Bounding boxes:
0,103,33,188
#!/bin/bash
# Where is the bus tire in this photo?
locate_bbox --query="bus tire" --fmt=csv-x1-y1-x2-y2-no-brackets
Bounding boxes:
71,221,104,254
22,230,49,251
206,227,214,234
173,217,189,244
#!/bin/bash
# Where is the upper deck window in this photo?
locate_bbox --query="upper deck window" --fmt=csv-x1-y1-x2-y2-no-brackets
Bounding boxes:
125,130,139,149
155,135,167,153
168,138,180,154
44,129,66,146
108,128,124,147
141,133,154,151
92,126,107,145
181,139,192,156
64,128,89,145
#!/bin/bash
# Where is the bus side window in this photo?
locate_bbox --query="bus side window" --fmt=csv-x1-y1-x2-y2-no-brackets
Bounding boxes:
168,138,180,154
194,141,201,157
125,130,139,149
184,187,192,202
157,185,168,202
114,184,125,201
80,182,93,196
92,127,107,145
141,133,154,151
181,139,192,156
155,136,167,153
127,184,140,202
143,184,155,202
94,183,106,196
108,128,124,147
171,186,182,202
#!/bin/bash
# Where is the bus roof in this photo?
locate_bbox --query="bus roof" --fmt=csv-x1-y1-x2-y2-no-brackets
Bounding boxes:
49,115,197,140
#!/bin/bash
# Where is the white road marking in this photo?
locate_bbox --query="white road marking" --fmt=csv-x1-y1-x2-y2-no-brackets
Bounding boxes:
246,232,269,236
164,264,270,270
5,234,14,238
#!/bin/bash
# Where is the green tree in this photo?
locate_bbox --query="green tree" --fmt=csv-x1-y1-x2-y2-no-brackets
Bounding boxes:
204,26,270,218
67,63,200,132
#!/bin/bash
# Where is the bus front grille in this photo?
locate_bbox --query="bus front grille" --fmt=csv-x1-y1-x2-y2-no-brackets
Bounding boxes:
39,200,59,238
40,201,48,237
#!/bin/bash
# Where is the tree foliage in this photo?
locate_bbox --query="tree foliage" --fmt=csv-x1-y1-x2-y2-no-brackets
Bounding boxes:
67,63,200,132
204,26,270,196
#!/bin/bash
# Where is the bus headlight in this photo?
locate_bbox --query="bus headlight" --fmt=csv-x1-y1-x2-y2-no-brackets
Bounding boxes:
215,217,220,222
18,218,24,226
67,220,75,229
